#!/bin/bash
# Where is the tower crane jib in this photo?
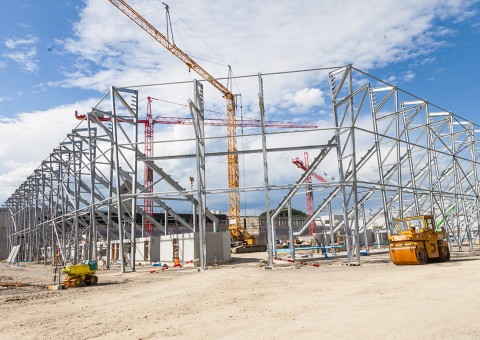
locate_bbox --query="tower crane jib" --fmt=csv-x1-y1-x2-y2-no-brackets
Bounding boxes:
107,0,241,231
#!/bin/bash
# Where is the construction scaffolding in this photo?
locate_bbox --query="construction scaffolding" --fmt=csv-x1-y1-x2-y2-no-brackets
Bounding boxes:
4,65,480,270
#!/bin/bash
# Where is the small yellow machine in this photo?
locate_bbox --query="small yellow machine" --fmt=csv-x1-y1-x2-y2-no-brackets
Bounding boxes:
62,260,99,287
389,215,450,265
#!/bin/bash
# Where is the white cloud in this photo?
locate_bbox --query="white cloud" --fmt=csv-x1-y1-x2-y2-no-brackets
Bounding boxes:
385,75,397,83
0,98,98,202
383,70,416,85
283,88,325,113
52,0,474,110
16,23,34,30
3,0,477,208
3,35,39,73
3,35,39,72
4,35,38,49
403,70,416,82
4,47,38,73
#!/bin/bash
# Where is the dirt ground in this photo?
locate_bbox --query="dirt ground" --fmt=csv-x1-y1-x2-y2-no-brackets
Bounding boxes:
1,249,479,340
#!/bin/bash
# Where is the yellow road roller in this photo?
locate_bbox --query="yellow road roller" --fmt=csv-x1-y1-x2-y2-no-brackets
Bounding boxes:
389,215,450,265
62,260,99,287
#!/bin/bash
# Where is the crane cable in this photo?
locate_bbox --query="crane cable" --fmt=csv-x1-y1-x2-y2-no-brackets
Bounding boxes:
153,1,247,214
162,2,175,45
168,4,229,68
145,1,226,68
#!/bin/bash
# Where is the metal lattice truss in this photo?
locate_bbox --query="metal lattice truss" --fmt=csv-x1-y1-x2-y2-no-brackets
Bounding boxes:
271,66,479,264
4,66,480,269
4,86,219,271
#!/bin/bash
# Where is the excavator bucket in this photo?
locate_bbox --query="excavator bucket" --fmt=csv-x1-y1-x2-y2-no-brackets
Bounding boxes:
389,243,425,265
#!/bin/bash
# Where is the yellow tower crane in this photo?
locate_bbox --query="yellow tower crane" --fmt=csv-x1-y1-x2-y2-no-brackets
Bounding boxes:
107,0,246,241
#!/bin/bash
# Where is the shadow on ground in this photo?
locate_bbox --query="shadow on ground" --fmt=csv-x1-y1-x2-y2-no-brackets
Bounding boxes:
229,256,265,265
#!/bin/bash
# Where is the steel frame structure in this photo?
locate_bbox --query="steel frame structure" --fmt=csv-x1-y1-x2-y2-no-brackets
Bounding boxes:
4,65,480,270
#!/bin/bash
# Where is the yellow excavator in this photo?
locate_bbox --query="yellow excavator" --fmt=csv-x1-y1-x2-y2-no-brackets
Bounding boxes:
389,215,450,265
229,223,267,254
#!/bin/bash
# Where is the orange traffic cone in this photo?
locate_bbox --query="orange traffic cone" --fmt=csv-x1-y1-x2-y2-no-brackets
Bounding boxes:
173,257,181,268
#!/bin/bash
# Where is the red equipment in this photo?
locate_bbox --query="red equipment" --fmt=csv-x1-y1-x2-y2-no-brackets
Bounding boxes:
76,106,316,235
292,153,335,236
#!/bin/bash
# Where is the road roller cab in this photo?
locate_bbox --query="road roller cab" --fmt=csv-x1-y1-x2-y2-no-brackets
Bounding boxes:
388,215,450,265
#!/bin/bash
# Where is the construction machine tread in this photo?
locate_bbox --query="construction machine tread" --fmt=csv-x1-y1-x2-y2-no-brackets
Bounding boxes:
438,245,451,262
418,248,428,265
232,244,267,254
65,276,85,288
84,274,99,286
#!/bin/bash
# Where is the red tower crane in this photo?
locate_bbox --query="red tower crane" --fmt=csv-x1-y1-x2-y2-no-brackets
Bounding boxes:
292,154,328,183
292,153,334,236
304,153,315,236
144,97,156,233
75,111,318,129
76,106,317,234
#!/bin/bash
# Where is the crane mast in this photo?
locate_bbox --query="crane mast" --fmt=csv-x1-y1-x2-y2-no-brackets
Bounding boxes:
144,96,156,234
107,0,241,231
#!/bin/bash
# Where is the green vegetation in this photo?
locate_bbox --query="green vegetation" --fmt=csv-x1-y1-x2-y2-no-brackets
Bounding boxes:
259,208,307,217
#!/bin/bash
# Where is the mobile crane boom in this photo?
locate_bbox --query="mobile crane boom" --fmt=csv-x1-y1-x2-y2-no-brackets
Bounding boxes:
107,0,241,234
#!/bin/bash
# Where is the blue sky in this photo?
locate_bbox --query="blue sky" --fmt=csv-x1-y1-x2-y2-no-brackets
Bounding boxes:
0,1,97,113
1,0,480,206
376,18,480,116
1,1,479,117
